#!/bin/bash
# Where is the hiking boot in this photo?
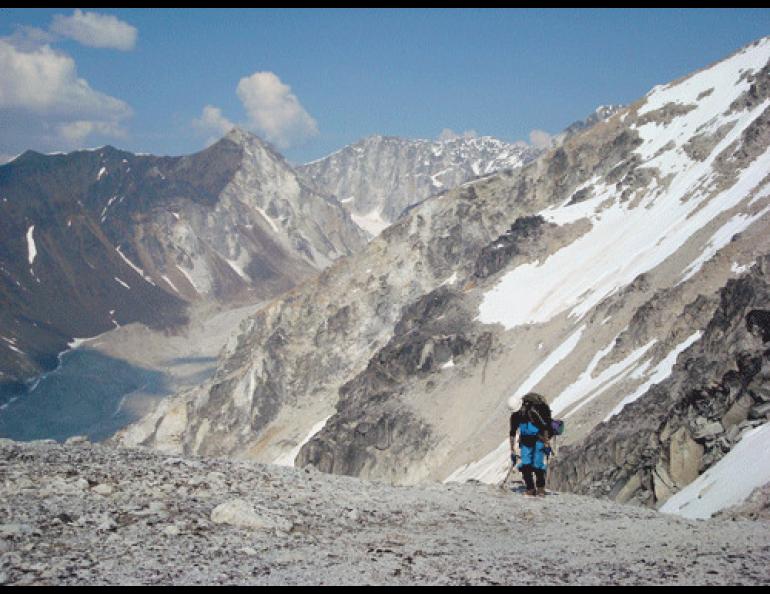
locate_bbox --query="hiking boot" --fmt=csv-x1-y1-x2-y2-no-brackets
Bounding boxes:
523,489,537,498
537,487,547,497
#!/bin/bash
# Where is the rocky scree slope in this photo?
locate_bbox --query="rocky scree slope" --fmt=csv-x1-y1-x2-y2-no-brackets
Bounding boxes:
119,37,770,510
1,439,769,586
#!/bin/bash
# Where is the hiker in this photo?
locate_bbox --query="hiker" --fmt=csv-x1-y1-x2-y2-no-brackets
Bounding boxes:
509,392,553,497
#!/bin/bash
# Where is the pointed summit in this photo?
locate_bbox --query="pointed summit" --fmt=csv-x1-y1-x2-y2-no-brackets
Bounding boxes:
224,127,258,145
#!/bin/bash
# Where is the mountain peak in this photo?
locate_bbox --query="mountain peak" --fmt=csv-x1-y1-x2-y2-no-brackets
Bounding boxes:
223,127,267,147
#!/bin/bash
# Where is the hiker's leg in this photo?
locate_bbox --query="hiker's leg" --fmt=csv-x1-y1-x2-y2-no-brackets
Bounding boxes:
521,466,535,491
534,469,546,489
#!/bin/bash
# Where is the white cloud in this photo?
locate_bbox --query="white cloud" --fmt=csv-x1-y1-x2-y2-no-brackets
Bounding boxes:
0,40,131,119
236,71,318,148
193,105,235,140
56,120,128,144
438,128,478,141
529,129,554,150
50,9,137,51
0,39,131,149
4,26,56,51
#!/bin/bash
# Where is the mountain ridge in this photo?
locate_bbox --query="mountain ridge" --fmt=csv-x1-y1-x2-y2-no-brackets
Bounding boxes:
0,129,366,393
116,35,770,520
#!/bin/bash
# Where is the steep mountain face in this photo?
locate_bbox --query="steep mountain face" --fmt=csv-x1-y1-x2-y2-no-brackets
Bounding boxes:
119,37,770,516
297,108,623,239
0,129,366,393
558,104,626,141
298,135,541,236
548,256,770,510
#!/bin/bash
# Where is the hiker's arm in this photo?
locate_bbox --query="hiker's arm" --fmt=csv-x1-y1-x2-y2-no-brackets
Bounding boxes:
509,414,518,451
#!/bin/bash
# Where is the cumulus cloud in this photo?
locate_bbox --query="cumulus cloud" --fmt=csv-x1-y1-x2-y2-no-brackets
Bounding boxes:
4,25,56,51
56,120,128,144
50,9,137,51
0,40,131,119
0,39,131,150
236,72,318,148
529,129,554,150
194,105,235,136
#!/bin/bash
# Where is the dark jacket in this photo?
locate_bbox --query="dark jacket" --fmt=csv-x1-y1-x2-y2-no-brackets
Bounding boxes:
509,404,553,444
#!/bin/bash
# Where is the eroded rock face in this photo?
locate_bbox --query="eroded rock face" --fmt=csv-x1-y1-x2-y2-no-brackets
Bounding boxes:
296,286,488,481
298,135,541,235
0,129,366,392
549,257,770,509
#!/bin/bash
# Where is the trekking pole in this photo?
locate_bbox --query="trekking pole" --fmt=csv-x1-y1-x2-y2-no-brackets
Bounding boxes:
499,453,517,490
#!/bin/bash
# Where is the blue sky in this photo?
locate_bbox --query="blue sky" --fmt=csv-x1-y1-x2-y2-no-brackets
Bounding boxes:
1,8,769,164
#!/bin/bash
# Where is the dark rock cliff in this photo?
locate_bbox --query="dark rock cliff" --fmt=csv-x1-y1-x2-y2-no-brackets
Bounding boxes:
549,255,770,508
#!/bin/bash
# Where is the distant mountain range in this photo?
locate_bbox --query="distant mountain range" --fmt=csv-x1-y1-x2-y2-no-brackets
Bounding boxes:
0,129,367,392
297,106,624,237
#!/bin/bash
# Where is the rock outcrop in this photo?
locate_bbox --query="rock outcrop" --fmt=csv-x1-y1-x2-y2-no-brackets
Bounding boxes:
549,256,770,509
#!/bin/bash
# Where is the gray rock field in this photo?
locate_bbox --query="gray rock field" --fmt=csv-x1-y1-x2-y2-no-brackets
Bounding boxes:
1,439,768,585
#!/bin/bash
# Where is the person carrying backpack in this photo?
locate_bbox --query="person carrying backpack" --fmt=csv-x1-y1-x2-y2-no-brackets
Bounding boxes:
509,392,553,497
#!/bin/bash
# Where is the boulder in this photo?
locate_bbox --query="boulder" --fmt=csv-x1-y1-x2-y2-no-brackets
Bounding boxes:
694,421,724,442
669,427,703,487
749,402,770,419
91,484,114,496
614,471,643,504
721,394,754,430
653,461,676,505
210,499,292,534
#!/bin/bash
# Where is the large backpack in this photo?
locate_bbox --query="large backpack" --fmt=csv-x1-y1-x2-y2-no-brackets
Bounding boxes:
522,392,564,438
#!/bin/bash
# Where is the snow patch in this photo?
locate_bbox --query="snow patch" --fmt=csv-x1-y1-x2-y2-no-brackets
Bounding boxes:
115,246,156,286
351,209,390,238
679,206,770,284
660,422,770,519
273,415,333,467
226,258,250,282
731,261,751,275
439,272,458,287
26,225,37,266
176,265,201,293
161,274,180,295
255,206,279,234
477,98,770,330
1,336,24,355
444,439,509,486
97,166,107,180
604,331,702,421
551,339,656,418
508,325,586,410
114,277,130,289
